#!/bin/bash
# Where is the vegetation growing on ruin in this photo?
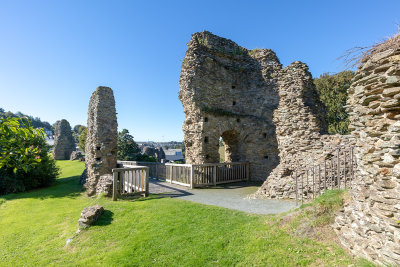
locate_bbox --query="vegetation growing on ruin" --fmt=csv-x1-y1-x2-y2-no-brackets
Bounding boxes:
340,28,400,68
314,71,355,135
0,160,373,266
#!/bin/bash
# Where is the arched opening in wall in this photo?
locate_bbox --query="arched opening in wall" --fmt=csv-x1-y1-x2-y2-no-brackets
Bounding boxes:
219,130,240,163
218,137,225,163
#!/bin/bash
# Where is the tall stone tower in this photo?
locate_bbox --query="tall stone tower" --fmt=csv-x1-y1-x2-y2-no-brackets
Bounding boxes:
52,119,75,160
85,86,118,196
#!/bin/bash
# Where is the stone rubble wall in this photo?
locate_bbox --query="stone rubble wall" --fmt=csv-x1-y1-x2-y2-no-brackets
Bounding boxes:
179,31,282,180
142,146,165,162
179,31,347,183
85,86,118,196
52,119,75,160
254,62,356,199
334,48,400,265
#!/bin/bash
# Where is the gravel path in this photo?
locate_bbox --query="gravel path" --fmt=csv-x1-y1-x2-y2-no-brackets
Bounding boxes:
149,178,296,215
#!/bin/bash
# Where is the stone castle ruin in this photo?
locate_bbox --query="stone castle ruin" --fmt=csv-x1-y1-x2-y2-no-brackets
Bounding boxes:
179,31,400,265
85,86,118,196
52,119,75,160
142,146,165,162
334,39,400,265
179,31,345,184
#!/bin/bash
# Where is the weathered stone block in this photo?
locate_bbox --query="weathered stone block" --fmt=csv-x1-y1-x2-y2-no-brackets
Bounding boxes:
78,205,104,229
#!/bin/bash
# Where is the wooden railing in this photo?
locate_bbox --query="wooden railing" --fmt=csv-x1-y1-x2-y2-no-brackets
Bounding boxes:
293,145,356,205
118,161,250,189
166,162,250,188
118,161,166,179
112,166,149,201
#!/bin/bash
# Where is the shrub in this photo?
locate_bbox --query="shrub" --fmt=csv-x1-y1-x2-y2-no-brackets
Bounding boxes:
0,117,59,195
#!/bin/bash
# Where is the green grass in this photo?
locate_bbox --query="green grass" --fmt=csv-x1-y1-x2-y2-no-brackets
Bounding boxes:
0,160,373,266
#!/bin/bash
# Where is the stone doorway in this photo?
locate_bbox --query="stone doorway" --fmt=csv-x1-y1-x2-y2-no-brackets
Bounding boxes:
220,130,240,162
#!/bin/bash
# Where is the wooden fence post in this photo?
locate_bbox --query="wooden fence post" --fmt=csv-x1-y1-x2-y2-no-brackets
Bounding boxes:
337,148,341,189
170,165,173,184
112,171,118,201
213,165,217,186
145,167,149,197
246,163,250,181
190,165,194,189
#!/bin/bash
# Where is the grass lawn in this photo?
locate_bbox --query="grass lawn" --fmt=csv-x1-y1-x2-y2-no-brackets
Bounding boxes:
0,160,373,266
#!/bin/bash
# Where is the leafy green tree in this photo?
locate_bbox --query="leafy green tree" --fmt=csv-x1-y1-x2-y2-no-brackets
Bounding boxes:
78,127,87,152
117,129,140,161
0,117,59,194
78,126,86,134
314,71,355,135
73,124,84,133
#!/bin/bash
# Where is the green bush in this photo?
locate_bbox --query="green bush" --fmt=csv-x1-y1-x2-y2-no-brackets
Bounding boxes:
0,117,59,195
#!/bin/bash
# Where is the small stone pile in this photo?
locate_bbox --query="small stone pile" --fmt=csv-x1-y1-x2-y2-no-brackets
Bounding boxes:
142,146,165,162
85,86,118,196
78,205,104,229
52,119,75,160
334,42,400,265
155,147,165,161
70,151,84,161
142,146,156,157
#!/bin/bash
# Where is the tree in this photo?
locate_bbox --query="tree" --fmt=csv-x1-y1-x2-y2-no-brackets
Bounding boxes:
0,117,59,194
73,124,84,133
78,127,87,152
78,126,86,134
117,129,140,161
314,71,355,135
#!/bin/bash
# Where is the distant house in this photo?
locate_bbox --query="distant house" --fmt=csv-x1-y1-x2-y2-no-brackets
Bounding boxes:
164,149,184,161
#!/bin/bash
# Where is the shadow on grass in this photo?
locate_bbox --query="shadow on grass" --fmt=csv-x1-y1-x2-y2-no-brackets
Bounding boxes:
0,174,85,201
94,210,114,226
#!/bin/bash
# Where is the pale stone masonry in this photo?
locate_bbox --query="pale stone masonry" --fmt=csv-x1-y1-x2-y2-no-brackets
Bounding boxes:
179,31,282,180
255,62,355,198
179,31,339,184
85,86,118,196
52,119,75,160
334,46,400,265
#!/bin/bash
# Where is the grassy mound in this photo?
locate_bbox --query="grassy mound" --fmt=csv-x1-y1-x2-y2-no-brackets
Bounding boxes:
0,160,373,266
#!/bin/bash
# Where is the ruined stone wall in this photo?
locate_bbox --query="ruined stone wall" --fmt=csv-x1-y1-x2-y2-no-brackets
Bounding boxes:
52,119,75,160
334,47,400,265
85,86,118,196
179,31,282,180
179,31,336,182
254,62,355,198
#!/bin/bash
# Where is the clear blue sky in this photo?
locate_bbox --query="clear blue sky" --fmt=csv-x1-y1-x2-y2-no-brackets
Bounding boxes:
1,0,399,141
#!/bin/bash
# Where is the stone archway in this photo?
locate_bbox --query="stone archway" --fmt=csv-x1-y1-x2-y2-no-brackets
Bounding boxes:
221,129,240,162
